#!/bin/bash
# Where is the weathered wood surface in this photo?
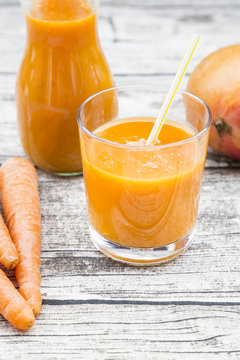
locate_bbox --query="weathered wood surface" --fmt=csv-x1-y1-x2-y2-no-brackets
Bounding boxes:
0,0,240,359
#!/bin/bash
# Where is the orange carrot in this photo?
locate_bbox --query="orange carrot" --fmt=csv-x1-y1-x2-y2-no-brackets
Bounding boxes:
0,213,19,270
0,268,35,330
0,157,42,317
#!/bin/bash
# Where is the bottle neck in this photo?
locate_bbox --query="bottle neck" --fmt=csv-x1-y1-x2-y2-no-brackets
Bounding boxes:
21,0,100,18
25,11,99,48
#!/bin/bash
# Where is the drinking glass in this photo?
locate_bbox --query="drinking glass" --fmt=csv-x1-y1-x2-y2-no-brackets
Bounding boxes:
78,84,211,265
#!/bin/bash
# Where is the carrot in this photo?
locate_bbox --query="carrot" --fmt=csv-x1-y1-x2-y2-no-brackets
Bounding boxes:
0,268,35,330
0,157,42,317
0,213,19,270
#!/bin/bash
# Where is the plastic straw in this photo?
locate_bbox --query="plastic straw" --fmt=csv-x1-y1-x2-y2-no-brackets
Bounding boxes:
146,33,200,146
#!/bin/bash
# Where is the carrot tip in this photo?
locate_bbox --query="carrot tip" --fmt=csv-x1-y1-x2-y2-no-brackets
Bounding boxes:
8,258,19,270
26,320,35,329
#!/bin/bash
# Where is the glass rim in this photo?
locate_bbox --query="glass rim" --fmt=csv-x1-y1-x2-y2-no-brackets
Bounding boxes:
77,84,212,150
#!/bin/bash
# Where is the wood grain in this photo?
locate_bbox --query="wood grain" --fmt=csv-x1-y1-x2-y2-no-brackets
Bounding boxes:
0,0,239,359
1,305,240,359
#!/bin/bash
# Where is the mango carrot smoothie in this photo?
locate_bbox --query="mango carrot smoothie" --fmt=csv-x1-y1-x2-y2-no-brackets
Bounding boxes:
78,85,211,264
16,0,114,175
81,118,205,249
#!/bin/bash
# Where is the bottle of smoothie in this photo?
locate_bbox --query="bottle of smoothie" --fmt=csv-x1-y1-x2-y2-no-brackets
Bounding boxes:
16,0,114,175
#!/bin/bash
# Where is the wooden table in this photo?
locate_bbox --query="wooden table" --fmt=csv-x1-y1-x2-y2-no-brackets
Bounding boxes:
0,0,240,358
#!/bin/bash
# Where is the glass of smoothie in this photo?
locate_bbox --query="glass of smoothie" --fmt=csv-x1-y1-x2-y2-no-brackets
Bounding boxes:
78,85,211,265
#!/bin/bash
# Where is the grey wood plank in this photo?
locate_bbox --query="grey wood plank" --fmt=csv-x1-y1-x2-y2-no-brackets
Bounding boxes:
0,168,238,305
0,3,240,75
1,84,240,169
1,0,240,6
0,304,240,359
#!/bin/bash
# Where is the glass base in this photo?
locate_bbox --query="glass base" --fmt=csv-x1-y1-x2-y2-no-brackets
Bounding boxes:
52,171,83,177
89,225,194,266
37,168,83,177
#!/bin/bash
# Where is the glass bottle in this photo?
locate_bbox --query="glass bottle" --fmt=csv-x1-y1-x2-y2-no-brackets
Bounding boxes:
16,0,115,175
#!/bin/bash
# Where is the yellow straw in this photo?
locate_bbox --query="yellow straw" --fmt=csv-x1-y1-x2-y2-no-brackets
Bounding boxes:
146,33,200,146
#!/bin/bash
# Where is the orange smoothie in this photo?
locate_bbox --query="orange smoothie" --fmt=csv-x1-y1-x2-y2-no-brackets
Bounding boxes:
81,118,206,248
16,0,114,174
